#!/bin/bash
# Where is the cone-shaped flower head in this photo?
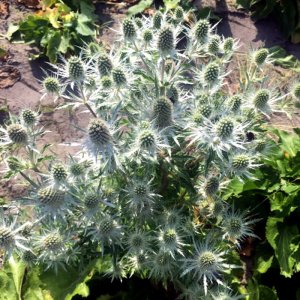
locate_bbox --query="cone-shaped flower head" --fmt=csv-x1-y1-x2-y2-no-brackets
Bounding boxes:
153,97,173,129
254,48,268,66
7,124,28,144
167,86,179,104
153,11,163,29
232,154,249,172
112,68,127,87
51,163,68,183
67,56,85,81
175,7,184,20
84,193,99,210
216,117,234,139
204,62,220,85
158,27,174,56
123,18,136,41
98,54,113,76
208,35,220,55
22,109,37,126
253,89,270,110
195,19,209,43
88,118,112,147
143,29,153,43
43,77,60,94
229,95,242,112
223,37,234,52
204,177,219,197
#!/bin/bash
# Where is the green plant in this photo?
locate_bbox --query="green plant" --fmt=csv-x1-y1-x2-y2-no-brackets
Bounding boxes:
6,0,97,62
236,0,300,43
0,7,298,300
224,128,300,299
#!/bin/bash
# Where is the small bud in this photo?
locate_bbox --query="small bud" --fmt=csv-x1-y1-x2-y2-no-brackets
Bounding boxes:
67,56,85,81
216,117,234,139
254,48,268,66
198,104,212,118
253,89,270,110
229,95,242,112
153,97,173,129
204,62,220,85
43,77,60,94
70,163,84,177
101,76,113,89
157,27,174,56
7,124,28,144
174,7,184,20
112,68,127,87
208,35,220,55
143,29,153,43
232,155,250,171
135,18,143,28
98,54,113,76
88,119,112,147
84,194,99,210
22,109,37,126
167,85,179,104
153,11,163,29
255,140,266,152
195,19,209,43
139,130,156,149
223,37,234,52
52,163,68,182
123,19,136,40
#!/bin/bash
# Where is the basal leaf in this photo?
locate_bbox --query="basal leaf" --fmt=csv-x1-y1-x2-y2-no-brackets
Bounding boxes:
163,0,181,10
127,0,153,16
46,31,61,63
76,14,95,36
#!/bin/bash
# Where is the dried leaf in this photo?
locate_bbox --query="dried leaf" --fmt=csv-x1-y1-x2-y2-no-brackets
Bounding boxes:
0,1,9,19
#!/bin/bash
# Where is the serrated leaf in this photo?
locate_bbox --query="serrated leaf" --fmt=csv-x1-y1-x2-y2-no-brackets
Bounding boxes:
76,14,95,36
163,0,180,10
8,256,26,299
46,31,61,63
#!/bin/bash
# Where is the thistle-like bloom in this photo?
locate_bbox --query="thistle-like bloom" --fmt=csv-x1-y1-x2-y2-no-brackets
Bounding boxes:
149,251,176,281
153,97,173,129
0,215,28,258
0,123,28,146
126,229,152,254
21,109,38,127
251,48,273,67
228,153,259,179
221,209,259,248
157,26,175,57
153,11,163,29
157,227,185,258
194,19,210,44
123,18,137,41
181,240,231,295
124,179,159,215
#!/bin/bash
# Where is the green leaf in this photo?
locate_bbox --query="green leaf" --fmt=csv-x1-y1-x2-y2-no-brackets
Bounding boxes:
58,31,72,53
127,0,153,16
76,14,95,36
163,0,180,10
259,285,278,299
266,217,282,250
46,31,61,63
269,46,300,72
8,256,26,299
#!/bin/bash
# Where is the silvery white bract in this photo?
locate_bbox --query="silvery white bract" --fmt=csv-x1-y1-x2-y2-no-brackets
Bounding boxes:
0,6,297,297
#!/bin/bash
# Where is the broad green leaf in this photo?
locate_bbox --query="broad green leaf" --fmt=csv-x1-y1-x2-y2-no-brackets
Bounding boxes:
58,31,72,53
266,217,282,250
6,24,20,41
76,14,95,36
163,0,180,10
127,0,153,16
0,270,18,300
256,255,274,274
259,285,278,299
46,31,61,63
269,46,300,71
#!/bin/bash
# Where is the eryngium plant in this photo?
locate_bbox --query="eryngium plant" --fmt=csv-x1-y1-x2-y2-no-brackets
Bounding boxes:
0,8,297,299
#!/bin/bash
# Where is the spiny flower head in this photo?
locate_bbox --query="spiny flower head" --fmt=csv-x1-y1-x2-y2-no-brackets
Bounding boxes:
21,109,37,126
153,11,163,29
43,76,60,94
69,163,85,177
98,54,113,76
67,56,85,81
135,18,143,28
216,117,234,139
255,139,267,153
42,231,63,251
112,68,127,87
123,18,136,41
51,163,68,183
223,37,234,52
232,154,250,172
84,193,100,210
253,48,269,66
167,85,179,104
88,118,112,147
7,124,28,144
228,95,242,112
157,27,175,56
143,29,153,43
153,97,173,129
208,35,221,55
195,19,210,43
222,209,258,248
158,227,185,257
139,129,156,149
174,7,184,20
204,62,220,85
253,89,270,110
198,104,212,118
38,187,65,211
126,230,150,253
